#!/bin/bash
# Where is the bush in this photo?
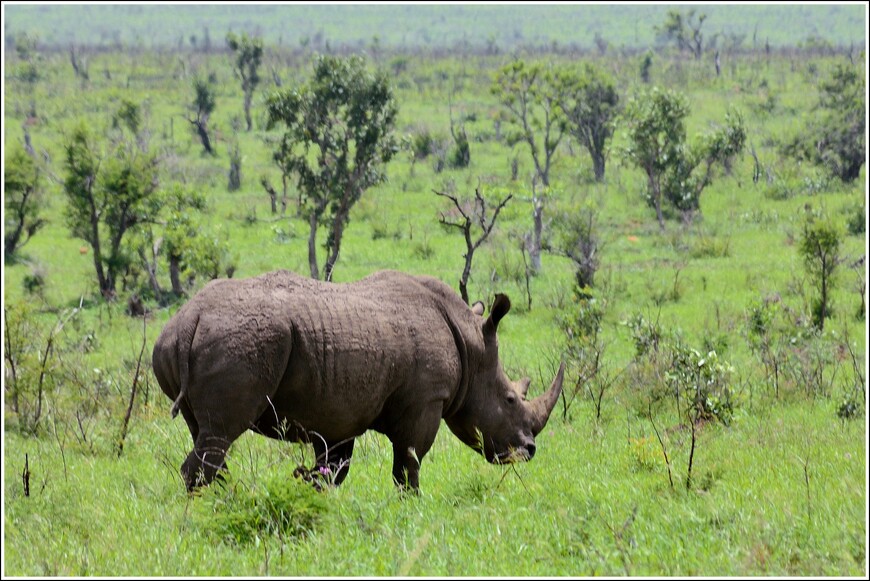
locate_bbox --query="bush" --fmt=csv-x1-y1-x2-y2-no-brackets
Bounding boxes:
448,126,471,169
690,235,731,259
666,344,736,426
799,216,842,330
198,472,329,545
410,128,439,160
22,264,47,296
3,301,59,434
622,313,664,359
783,64,865,182
844,202,865,235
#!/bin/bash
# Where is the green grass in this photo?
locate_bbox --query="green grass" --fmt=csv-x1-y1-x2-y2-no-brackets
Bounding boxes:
3,401,865,576
3,42,867,577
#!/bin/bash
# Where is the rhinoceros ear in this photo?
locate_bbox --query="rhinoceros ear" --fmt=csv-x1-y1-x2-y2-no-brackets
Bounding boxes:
471,301,485,317
483,293,511,338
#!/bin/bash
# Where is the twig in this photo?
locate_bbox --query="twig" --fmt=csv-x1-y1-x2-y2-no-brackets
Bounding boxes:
686,416,697,490
117,314,147,457
23,454,31,497
648,400,674,489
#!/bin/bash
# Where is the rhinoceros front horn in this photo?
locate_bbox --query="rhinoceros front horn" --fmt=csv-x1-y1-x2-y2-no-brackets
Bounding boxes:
530,362,565,436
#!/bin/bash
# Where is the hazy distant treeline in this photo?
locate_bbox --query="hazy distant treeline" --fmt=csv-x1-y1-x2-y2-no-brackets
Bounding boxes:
4,4,866,52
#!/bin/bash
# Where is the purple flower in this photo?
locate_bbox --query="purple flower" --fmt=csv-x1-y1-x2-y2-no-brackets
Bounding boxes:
319,466,332,475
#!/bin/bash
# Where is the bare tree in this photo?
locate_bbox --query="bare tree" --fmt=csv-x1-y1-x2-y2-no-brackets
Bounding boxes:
655,9,707,60
435,186,512,304
69,44,89,81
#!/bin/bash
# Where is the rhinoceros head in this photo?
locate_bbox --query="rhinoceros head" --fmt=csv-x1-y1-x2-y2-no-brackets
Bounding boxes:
445,294,564,464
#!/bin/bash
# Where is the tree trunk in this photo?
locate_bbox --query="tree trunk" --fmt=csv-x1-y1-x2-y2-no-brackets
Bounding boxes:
169,254,184,296
261,178,278,214
819,267,828,331
323,215,346,282
282,173,290,216
89,215,111,298
23,127,35,157
4,217,25,261
244,91,253,132
307,212,320,280
138,247,163,302
459,251,473,305
529,195,544,275
648,172,665,231
191,118,213,155
228,159,241,191
592,150,606,182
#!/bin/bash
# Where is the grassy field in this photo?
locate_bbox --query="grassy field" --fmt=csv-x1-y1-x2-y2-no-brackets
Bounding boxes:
2,24,868,577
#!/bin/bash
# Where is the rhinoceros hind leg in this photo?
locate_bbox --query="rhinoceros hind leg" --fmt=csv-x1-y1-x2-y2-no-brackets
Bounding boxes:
181,433,232,491
303,437,355,490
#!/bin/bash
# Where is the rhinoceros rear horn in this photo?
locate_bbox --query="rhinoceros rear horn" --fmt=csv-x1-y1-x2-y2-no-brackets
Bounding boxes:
530,362,565,436
483,294,511,338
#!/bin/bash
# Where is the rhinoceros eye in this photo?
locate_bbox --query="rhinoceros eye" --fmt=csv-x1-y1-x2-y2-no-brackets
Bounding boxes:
505,393,517,406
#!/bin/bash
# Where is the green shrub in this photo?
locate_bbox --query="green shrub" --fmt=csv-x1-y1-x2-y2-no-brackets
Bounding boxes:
198,473,329,545
410,129,439,160
622,313,664,359
666,344,736,426
690,235,731,259
844,202,865,235
22,264,47,296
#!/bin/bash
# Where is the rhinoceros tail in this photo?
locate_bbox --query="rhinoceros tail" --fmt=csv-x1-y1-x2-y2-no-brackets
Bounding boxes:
170,394,183,418
171,312,199,419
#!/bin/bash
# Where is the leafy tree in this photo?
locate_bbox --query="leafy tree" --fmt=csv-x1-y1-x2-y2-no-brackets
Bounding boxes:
189,76,216,155
622,88,745,229
62,124,160,299
655,8,707,59
661,108,746,214
556,64,620,182
266,54,398,281
113,98,141,136
640,50,654,84
555,203,600,293
4,146,47,261
130,186,235,304
621,88,689,229
785,64,865,182
13,33,40,117
226,32,264,132
491,59,566,187
800,217,842,331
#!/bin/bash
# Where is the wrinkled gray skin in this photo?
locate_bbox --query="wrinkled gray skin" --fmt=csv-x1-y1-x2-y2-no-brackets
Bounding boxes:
152,270,564,492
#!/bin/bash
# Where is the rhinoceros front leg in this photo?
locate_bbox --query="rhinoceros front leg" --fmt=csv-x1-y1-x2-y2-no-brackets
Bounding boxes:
389,405,442,492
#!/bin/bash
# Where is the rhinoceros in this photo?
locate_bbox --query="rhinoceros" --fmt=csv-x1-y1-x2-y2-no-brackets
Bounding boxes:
152,269,564,492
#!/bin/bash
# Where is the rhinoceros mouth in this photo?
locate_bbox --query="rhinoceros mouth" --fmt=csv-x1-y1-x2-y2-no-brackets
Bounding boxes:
491,447,533,464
